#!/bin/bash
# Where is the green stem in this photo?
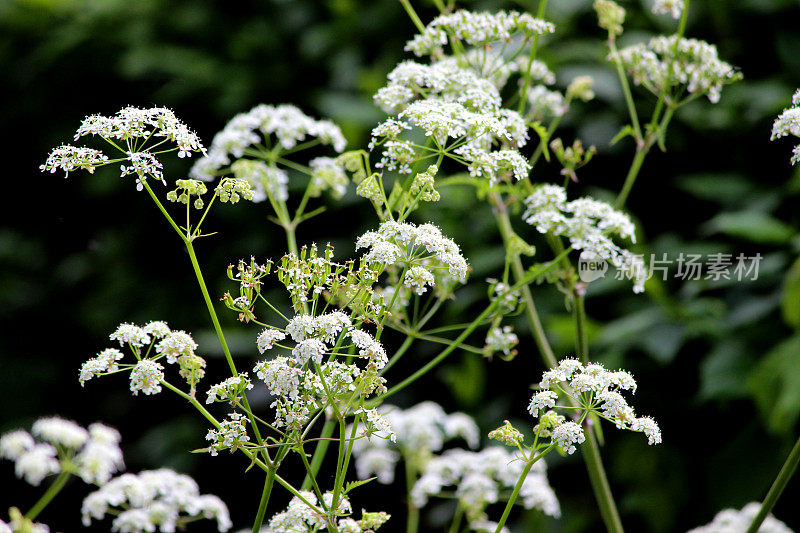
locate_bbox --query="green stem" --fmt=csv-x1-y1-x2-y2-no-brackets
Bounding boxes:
609,37,643,143
574,293,589,363
614,145,648,209
405,459,420,533
251,468,277,533
493,202,557,368
494,447,553,532
25,470,71,520
746,436,800,533
184,240,267,455
448,504,464,533
377,247,571,401
301,418,336,491
398,0,426,33
582,428,624,533
517,0,549,114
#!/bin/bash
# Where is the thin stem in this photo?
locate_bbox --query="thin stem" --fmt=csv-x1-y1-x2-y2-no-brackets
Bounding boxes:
494,446,553,532
184,240,267,454
377,247,571,401
608,37,643,143
398,0,426,33
251,468,277,533
405,458,420,533
493,202,557,368
448,504,464,533
614,145,647,209
517,0,549,114
582,427,624,533
746,436,800,533
574,293,589,363
25,470,71,520
301,418,336,491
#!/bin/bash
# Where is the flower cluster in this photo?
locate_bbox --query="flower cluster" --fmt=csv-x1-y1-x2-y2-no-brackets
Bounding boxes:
522,184,647,292
618,35,741,104
350,402,480,484
189,103,346,187
0,418,124,486
0,509,49,533
81,322,206,395
529,358,661,453
81,469,232,532
264,491,389,533
483,326,519,359
250,309,388,430
411,447,560,526
206,413,251,456
230,159,289,203
687,502,791,533
374,60,502,115
41,107,204,190
356,220,469,292
405,10,554,57
771,89,800,165
652,0,684,19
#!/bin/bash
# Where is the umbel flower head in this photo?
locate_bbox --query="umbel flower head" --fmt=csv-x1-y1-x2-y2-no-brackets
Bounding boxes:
81,468,232,532
771,89,800,165
686,502,791,533
405,10,554,58
411,446,560,526
189,103,348,203
617,35,741,104
41,107,205,190
0,418,124,486
522,184,647,292
528,358,661,453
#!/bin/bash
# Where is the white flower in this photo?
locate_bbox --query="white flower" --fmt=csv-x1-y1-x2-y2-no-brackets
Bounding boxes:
618,35,741,104
687,502,792,533
74,433,125,485
0,430,34,460
206,413,250,456
189,104,346,182
404,266,435,295
257,328,287,353
129,360,164,396
79,348,124,386
315,311,351,344
771,90,800,165
286,314,317,342
206,374,254,404
631,416,662,445
155,330,198,363
254,356,302,398
484,326,519,358
292,338,327,367
110,323,151,348
39,145,108,177
15,443,60,485
230,159,289,203
405,10,554,57
82,468,231,532
552,421,585,454
528,391,558,417
143,321,171,338
523,184,646,292
652,0,684,19
309,157,349,199
348,330,388,369
527,85,567,120
32,417,89,448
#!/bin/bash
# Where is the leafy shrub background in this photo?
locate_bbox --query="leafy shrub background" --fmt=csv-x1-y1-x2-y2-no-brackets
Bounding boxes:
2,0,800,530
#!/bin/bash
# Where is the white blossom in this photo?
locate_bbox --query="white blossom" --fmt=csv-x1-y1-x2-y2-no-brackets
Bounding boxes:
110,323,151,348
687,502,792,533
129,360,164,396
15,444,60,486
32,417,89,449
771,89,800,165
257,328,287,353
206,413,250,456
652,0,684,19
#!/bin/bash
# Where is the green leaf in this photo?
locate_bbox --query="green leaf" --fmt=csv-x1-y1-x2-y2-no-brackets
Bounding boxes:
703,211,794,244
344,477,376,494
782,256,800,329
746,334,800,434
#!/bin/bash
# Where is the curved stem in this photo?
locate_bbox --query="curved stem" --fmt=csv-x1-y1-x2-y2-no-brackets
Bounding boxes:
25,470,70,521
614,145,647,209
746,436,800,533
